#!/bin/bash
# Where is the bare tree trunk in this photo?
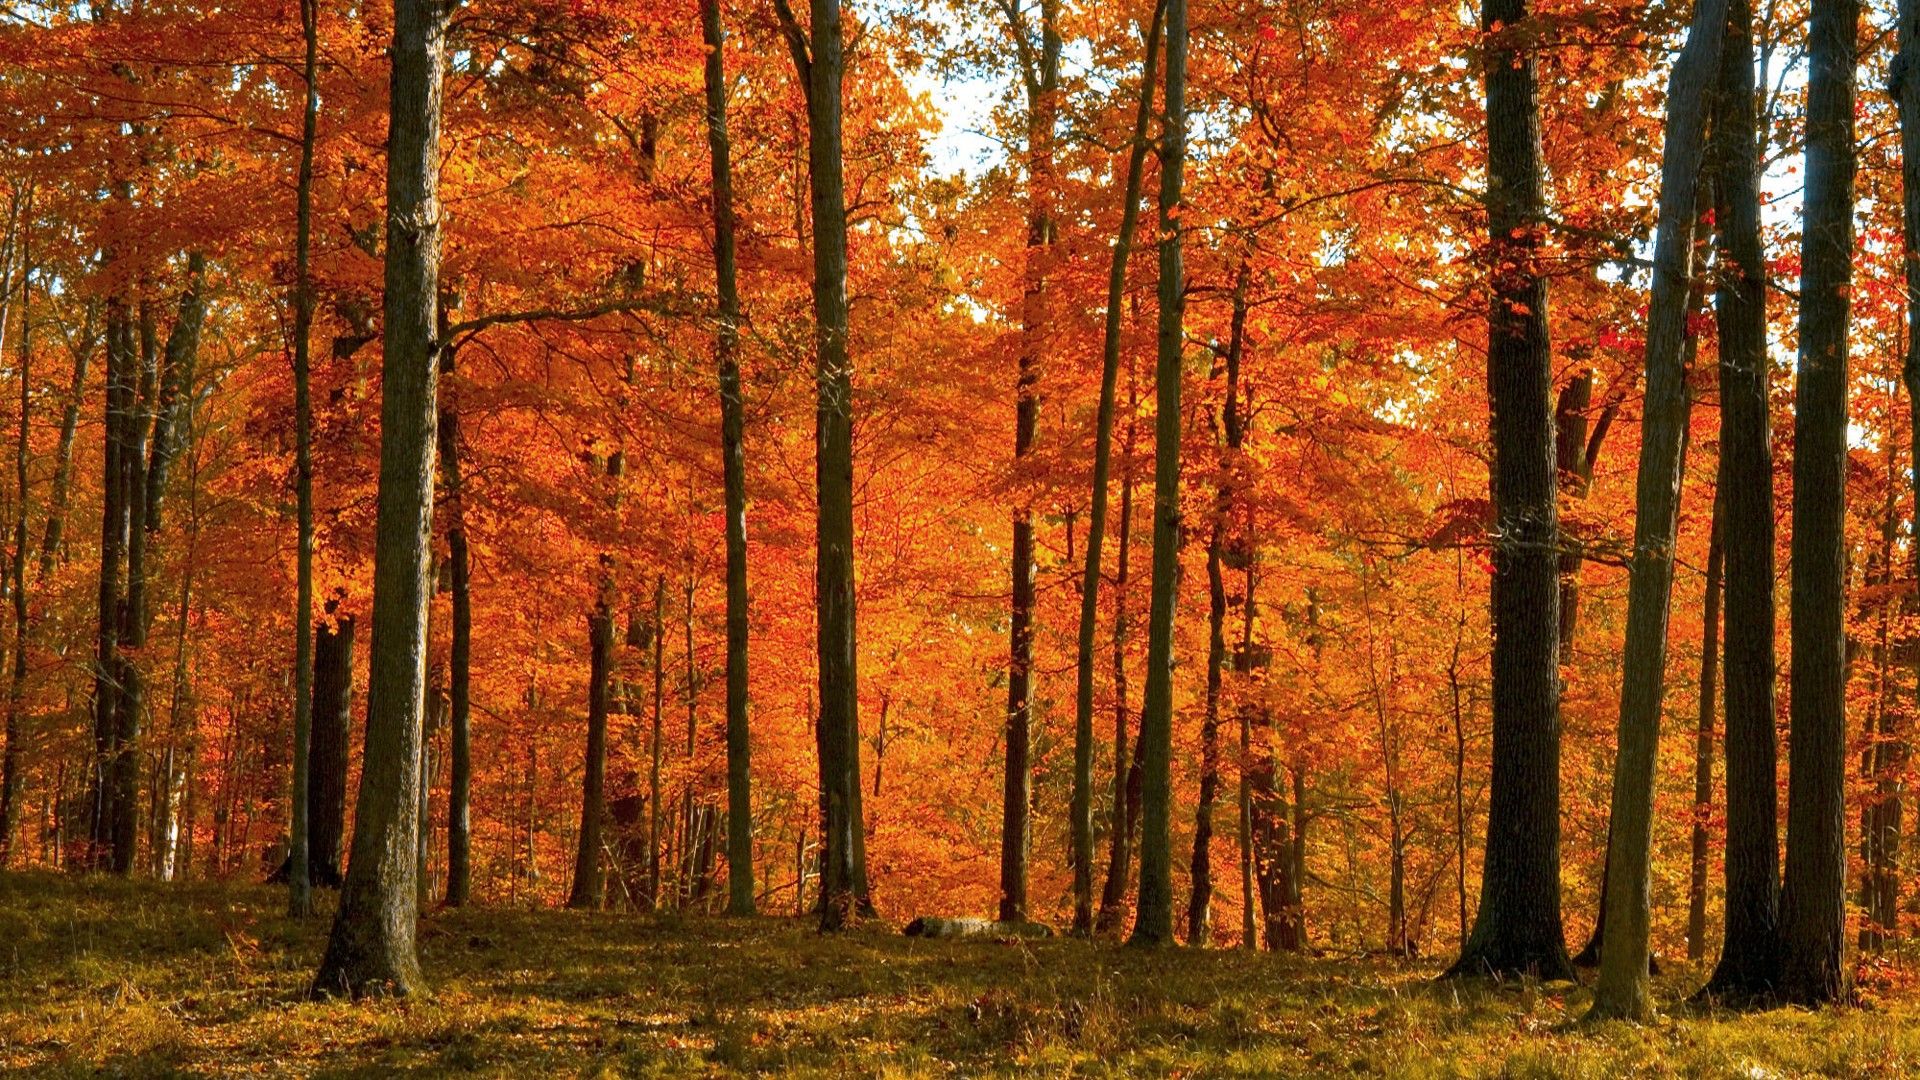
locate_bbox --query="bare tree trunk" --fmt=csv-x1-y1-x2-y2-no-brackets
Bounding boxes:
439,349,472,907
287,0,321,919
1778,0,1857,1009
1094,395,1140,935
647,574,665,910
309,615,354,883
1130,0,1187,947
701,0,755,919
569,602,614,910
0,202,28,865
1588,0,1724,1020
312,0,450,999
1446,0,1571,982
1689,493,1724,962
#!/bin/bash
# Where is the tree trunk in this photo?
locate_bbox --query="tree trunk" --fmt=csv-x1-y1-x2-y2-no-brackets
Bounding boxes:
1073,2,1163,939
701,0,755,920
1778,0,1857,1009
1188,262,1248,946
1887,0,1920,960
1129,0,1187,948
311,0,449,998
88,301,132,872
1094,399,1140,935
1700,0,1781,1004
997,0,1060,930
309,615,354,883
287,0,321,919
0,208,29,866
1587,0,1724,1021
569,605,614,910
439,359,472,907
647,573,666,910
1446,0,1571,982
36,301,93,579
1689,494,1724,963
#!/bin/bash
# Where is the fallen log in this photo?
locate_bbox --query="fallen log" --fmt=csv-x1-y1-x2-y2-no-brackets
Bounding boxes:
903,917,1055,940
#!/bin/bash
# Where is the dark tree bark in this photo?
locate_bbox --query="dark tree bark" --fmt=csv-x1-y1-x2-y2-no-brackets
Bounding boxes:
88,302,133,872
438,347,472,908
1700,0,1781,1004
1188,262,1249,946
998,0,1060,929
1778,0,1857,1009
1094,396,1140,936
1587,0,1724,1021
1689,495,1724,963
1886,0,1920,958
312,0,451,999
1129,0,1187,948
36,301,94,579
569,604,615,910
308,615,354,884
701,0,756,920
288,0,321,919
1,215,30,866
1073,0,1163,939
1445,0,1571,982
775,0,864,931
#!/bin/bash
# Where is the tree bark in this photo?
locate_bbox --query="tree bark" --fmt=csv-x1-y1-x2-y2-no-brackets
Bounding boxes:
1073,0,1163,940
287,0,321,919
569,604,614,910
309,615,354,884
36,301,93,579
1129,0,1187,948
0,208,29,865
311,0,450,999
1778,0,1857,1009
1700,0,1781,1004
1689,494,1724,963
701,0,756,920
1445,0,1571,982
439,348,472,907
1094,394,1140,935
1587,0,1723,1021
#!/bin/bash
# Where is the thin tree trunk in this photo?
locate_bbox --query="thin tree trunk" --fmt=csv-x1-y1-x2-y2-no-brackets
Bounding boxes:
1094,394,1140,935
1129,0,1187,948
312,0,450,998
1778,0,1857,1009
0,204,29,865
36,301,93,579
309,615,354,882
647,573,665,910
287,0,321,919
439,349,472,907
569,603,614,910
1446,0,1572,982
1701,0,1781,1004
701,0,755,919
1689,492,1724,962
1588,0,1724,1020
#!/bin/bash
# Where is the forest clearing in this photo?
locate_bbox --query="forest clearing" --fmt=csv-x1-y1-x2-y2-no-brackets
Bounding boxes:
4,873,1917,1078
3,0,1920,1068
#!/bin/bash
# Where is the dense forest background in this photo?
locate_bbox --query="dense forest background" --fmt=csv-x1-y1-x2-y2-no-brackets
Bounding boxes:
0,0,1907,1018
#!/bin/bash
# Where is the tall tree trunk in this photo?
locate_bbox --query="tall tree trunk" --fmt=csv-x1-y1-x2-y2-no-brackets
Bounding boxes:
36,302,93,579
1094,397,1140,935
1888,0,1920,961
1587,0,1724,1021
0,207,28,865
1074,0,1163,939
647,573,666,910
777,0,863,932
1778,0,1857,1009
89,302,132,872
701,0,756,920
1445,0,1571,981
1701,0,1781,1003
1129,0,1187,948
569,604,614,910
998,0,1060,929
1689,493,1724,963
1188,262,1248,946
287,0,321,919
438,351,472,907
311,0,450,999
1859,454,1901,952
309,615,354,883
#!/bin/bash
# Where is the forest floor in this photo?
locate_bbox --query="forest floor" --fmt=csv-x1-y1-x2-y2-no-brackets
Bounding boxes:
1,874,1917,1078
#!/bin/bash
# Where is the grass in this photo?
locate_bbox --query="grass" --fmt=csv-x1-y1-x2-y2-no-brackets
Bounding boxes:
0,874,1916,1077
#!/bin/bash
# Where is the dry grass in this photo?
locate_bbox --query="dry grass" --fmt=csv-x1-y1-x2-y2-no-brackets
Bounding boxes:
0,873,1916,1077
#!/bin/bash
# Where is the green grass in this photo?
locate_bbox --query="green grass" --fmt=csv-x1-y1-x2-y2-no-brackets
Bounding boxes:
0,873,1915,1077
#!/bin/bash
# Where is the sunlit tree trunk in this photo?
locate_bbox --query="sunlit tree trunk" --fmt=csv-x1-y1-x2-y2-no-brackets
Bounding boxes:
1446,0,1571,981
1701,0,1781,1003
312,0,451,998
1779,0,1857,1008
701,0,755,920
1129,0,1187,948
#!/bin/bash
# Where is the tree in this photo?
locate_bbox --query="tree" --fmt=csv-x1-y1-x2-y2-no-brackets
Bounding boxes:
1129,0,1187,949
1445,0,1571,982
311,0,451,999
1778,0,1857,1008
700,0,756,920
286,0,321,920
1587,0,1725,1020
569,602,614,909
